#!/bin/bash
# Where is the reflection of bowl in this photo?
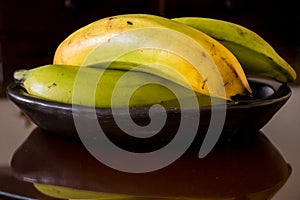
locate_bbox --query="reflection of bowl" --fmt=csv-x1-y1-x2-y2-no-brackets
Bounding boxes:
11,128,291,199
6,77,291,140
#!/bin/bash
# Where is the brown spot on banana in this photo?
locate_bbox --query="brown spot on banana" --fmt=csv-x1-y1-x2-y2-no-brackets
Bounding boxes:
201,78,208,90
127,21,133,25
48,83,57,89
221,56,239,78
106,17,114,31
210,43,217,56
236,27,247,37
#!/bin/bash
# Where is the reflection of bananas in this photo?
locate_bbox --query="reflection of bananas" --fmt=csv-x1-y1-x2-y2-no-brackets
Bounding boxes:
34,182,287,200
172,17,297,83
14,63,224,108
34,183,131,199
53,14,251,100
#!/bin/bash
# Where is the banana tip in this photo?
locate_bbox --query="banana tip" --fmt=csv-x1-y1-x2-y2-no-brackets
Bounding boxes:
13,69,28,84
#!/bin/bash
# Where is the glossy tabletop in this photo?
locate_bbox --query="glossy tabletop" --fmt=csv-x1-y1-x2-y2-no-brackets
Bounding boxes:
1,126,292,200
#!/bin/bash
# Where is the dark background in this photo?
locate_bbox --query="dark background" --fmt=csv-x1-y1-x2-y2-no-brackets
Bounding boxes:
1,0,299,97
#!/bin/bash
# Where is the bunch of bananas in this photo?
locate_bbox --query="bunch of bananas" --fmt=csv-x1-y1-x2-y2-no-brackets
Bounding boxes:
12,14,296,199
14,14,296,108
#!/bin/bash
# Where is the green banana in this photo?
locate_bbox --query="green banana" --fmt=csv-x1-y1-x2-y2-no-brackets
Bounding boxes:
53,14,252,100
14,62,226,108
172,17,297,83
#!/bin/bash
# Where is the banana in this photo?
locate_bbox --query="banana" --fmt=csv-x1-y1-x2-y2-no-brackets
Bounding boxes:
172,17,297,83
53,14,252,100
14,63,224,108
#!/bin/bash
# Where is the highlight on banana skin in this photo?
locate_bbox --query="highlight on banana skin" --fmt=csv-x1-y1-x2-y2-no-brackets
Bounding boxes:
13,14,297,108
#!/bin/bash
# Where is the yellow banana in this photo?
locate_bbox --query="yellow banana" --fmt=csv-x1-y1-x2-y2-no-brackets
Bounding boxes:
53,14,252,100
172,17,297,83
13,63,224,108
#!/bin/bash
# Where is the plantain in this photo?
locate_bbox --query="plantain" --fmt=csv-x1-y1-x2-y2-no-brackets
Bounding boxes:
172,17,297,83
53,14,252,100
13,63,225,108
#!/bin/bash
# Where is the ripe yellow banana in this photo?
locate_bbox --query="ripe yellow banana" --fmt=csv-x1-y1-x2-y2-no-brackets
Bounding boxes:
172,17,297,83
53,14,252,100
13,63,224,108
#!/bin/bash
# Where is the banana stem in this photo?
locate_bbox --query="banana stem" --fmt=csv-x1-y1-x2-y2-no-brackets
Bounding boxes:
14,69,28,85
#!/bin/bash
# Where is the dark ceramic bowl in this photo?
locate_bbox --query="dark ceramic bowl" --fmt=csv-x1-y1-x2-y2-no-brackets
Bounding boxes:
6,77,291,141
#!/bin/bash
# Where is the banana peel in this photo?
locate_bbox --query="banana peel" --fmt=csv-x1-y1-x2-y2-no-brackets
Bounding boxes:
172,17,297,83
53,14,252,100
14,63,227,108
